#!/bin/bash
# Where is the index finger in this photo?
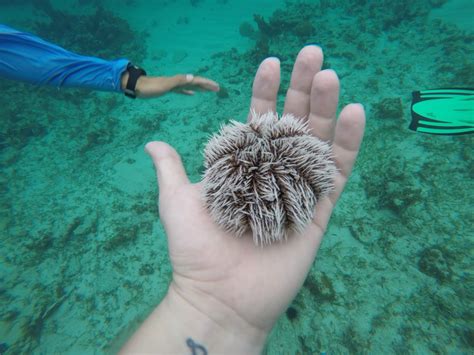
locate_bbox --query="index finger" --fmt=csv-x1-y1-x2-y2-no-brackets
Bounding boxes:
248,57,281,121
194,76,220,92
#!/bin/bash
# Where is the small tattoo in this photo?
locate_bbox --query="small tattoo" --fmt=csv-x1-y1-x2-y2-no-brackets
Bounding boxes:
186,337,208,355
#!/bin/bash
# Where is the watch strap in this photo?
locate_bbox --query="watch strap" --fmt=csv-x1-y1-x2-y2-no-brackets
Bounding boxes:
124,63,147,99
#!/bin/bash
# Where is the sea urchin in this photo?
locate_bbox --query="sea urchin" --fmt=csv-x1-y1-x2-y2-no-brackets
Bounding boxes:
202,111,336,246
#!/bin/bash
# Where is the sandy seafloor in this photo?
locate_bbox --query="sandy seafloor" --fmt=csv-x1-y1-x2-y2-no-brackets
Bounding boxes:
0,0,473,353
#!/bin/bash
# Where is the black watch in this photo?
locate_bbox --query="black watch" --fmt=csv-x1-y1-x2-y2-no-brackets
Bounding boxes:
124,63,147,99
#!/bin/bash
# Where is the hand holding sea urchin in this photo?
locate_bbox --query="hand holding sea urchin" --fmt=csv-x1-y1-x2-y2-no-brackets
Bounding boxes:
202,111,336,246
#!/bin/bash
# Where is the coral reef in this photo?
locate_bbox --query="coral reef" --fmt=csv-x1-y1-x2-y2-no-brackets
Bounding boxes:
239,21,258,40
418,247,452,282
303,271,336,302
239,4,318,63
32,0,147,62
285,306,298,321
216,86,229,99
372,98,404,120
138,263,156,276
1,0,473,353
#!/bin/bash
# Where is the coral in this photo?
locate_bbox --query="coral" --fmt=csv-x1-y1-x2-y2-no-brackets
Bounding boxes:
190,0,203,7
248,5,317,48
342,325,369,353
372,98,404,120
24,231,54,253
0,287,7,300
286,306,298,321
362,152,423,219
80,128,114,153
177,16,190,25
293,20,315,40
345,0,444,30
2,104,47,148
303,271,336,302
103,225,139,251
249,37,270,64
63,217,82,243
137,112,167,132
418,247,452,282
239,21,258,40
172,51,188,64
33,0,147,62
242,3,320,64
253,14,274,38
0,0,28,4
216,86,229,99
138,263,155,276
203,111,336,245
298,335,315,354
451,62,474,86
462,328,474,347
267,4,317,36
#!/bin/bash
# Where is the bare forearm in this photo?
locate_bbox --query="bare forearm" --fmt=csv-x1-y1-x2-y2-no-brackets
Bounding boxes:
119,282,267,354
120,72,187,98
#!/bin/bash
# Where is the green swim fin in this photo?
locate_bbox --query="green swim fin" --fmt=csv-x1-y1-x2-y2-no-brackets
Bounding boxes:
410,88,474,135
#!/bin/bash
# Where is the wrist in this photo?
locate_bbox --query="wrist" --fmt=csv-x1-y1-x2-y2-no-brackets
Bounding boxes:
173,74,189,88
120,71,129,91
120,63,147,98
120,70,146,97
174,74,193,87
168,281,267,353
120,281,267,354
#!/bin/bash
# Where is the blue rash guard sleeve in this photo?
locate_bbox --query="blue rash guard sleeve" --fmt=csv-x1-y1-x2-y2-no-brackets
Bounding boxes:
0,24,130,93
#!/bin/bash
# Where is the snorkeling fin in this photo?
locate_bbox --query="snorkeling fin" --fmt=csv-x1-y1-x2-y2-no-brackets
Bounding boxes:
410,88,474,135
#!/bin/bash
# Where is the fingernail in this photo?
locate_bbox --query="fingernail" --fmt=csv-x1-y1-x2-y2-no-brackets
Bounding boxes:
304,43,322,49
144,142,153,155
267,56,280,62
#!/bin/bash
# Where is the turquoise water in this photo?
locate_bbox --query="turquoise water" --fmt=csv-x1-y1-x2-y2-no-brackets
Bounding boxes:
0,0,473,353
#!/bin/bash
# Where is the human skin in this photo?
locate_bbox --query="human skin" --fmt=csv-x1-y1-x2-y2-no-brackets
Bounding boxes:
119,45,366,354
120,71,220,97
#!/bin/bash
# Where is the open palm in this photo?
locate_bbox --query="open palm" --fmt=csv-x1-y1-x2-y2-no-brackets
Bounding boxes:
145,46,365,337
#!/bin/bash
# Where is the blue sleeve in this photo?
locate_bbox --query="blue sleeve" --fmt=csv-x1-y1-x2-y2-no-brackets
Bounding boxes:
0,24,130,93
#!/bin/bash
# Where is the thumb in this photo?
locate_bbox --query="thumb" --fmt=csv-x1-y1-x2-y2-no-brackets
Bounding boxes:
145,141,190,194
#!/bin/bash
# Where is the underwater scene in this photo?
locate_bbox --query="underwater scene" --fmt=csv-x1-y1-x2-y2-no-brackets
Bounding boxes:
0,0,473,353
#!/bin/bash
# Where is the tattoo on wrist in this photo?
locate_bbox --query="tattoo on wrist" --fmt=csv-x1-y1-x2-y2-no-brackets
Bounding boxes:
186,337,208,355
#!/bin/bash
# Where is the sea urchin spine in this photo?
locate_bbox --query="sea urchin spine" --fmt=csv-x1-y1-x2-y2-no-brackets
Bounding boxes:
202,111,336,246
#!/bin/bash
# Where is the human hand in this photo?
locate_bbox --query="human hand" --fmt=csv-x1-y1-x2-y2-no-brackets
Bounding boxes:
121,72,219,98
121,46,365,353
171,74,220,95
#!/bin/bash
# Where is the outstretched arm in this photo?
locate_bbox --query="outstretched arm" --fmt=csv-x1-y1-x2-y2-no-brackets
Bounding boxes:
121,72,219,98
0,24,128,92
0,24,219,97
